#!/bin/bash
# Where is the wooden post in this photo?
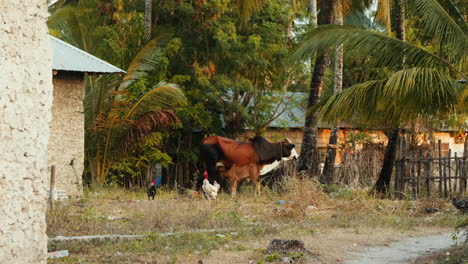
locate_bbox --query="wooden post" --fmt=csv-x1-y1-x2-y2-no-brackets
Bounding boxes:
416,149,422,198
438,140,443,197
443,155,448,198
425,155,431,198
426,129,434,197
448,149,452,195
463,137,467,194
454,152,458,194
49,165,56,210
410,151,416,199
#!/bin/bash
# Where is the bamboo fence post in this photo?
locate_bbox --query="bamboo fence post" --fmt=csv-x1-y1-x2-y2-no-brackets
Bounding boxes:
454,152,458,194
426,134,434,197
417,149,422,198
448,149,452,195
49,165,56,210
410,151,416,199
443,154,448,198
438,140,443,197
463,138,467,194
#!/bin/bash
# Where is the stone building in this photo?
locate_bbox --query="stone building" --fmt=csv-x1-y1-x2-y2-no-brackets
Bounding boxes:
0,1,52,263
48,36,125,197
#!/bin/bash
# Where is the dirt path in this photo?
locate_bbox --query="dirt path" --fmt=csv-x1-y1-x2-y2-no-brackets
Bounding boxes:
345,232,466,264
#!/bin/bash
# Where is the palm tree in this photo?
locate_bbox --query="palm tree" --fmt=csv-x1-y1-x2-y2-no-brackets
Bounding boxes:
298,0,373,178
295,0,467,196
297,1,334,176
145,0,152,38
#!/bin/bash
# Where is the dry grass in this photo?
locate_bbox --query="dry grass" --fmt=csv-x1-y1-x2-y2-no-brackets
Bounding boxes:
47,178,465,264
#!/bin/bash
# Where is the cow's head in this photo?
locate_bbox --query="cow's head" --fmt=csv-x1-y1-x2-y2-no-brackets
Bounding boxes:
280,138,298,159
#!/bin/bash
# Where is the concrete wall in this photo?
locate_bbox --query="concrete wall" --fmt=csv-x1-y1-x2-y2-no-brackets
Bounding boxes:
48,75,85,197
0,1,53,263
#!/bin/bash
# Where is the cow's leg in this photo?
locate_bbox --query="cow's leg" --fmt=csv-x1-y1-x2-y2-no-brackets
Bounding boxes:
253,178,261,196
252,168,261,196
230,180,238,199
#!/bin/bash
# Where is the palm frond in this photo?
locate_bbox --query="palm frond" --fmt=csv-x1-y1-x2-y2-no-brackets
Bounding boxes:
414,0,467,60
294,25,463,77
318,80,385,125
122,110,181,153
102,83,187,165
317,67,464,126
124,83,187,120
47,4,101,54
118,34,172,91
381,67,464,120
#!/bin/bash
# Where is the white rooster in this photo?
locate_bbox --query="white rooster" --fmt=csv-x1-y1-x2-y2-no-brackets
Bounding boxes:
202,170,220,201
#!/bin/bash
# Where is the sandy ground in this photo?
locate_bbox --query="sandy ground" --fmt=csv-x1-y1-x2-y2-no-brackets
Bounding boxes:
170,227,452,264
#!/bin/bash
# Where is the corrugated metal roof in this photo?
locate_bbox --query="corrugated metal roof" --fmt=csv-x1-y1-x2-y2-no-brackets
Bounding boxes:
269,92,307,128
50,35,125,74
48,0,59,7
268,92,351,129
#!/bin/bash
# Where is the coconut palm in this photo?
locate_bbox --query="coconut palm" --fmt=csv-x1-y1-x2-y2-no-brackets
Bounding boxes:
298,0,373,177
295,0,467,195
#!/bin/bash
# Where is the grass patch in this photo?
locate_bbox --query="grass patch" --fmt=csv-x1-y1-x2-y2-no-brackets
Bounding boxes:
47,178,464,263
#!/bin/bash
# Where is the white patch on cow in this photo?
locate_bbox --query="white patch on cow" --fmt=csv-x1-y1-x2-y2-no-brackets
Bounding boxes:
260,145,299,175
288,147,299,159
260,161,280,175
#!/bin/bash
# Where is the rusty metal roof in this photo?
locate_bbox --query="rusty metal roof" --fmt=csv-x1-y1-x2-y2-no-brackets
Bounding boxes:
50,35,125,74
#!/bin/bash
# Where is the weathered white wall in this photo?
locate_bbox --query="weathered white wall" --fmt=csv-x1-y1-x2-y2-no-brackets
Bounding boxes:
48,76,85,197
0,0,52,263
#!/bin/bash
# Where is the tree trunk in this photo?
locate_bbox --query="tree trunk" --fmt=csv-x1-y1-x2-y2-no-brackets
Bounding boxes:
371,0,406,196
372,129,400,195
144,0,152,38
297,0,334,177
321,0,343,184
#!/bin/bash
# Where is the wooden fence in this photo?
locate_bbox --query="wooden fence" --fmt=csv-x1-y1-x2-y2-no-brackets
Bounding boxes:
394,139,467,199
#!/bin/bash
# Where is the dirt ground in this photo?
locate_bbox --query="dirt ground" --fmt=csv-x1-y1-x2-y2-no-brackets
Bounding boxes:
47,179,466,264
412,244,467,264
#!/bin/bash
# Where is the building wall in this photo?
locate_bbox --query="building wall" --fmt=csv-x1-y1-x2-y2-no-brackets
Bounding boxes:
0,1,53,263
48,76,85,197
433,132,466,157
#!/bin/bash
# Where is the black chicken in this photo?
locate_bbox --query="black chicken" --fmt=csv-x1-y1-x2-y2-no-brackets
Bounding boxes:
451,197,467,213
147,176,162,200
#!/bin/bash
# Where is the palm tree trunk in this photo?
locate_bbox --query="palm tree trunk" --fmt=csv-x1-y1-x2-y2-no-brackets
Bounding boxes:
372,128,399,195
297,1,333,176
145,0,152,38
321,0,343,184
371,0,405,196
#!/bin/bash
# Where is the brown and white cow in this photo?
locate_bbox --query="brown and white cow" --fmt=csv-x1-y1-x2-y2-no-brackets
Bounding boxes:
200,135,296,197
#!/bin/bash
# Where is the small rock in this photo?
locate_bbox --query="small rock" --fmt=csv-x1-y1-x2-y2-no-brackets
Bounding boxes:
278,200,287,205
281,257,293,263
216,234,226,238
267,239,309,254
114,251,122,256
